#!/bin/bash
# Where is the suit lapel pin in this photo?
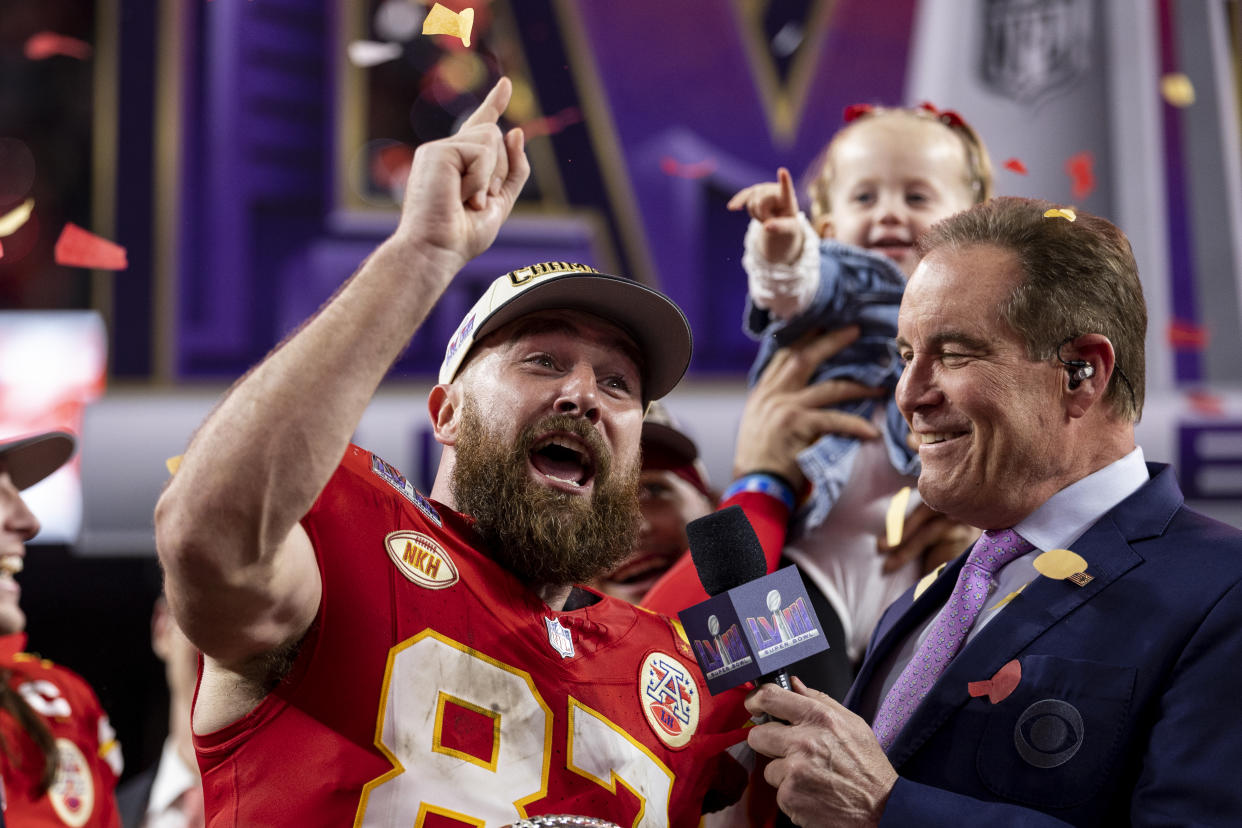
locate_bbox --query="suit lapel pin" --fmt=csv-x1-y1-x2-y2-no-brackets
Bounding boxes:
1067,571,1094,586
1033,548,1091,587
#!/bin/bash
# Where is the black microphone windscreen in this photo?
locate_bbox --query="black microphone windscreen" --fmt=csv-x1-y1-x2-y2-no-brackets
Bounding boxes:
686,505,767,596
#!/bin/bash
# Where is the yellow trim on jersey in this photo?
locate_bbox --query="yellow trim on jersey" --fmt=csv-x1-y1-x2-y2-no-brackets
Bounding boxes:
432,690,501,771
415,802,486,828
670,619,691,649
566,697,675,828
353,629,554,827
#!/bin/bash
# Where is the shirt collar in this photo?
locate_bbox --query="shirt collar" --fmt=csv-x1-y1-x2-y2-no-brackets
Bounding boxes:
146,737,200,816
1016,446,1148,552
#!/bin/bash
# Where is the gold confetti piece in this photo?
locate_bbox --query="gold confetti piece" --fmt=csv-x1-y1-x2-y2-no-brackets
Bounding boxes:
1033,548,1088,580
885,485,912,547
992,583,1027,611
0,198,35,238
1043,207,1076,222
913,561,947,601
1161,72,1195,107
165,455,182,475
422,3,474,48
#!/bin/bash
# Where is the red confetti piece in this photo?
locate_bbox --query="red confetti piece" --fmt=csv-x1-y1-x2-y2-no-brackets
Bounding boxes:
1168,319,1210,350
519,107,583,139
370,143,415,192
24,32,93,61
1186,390,1224,416
842,103,876,122
659,156,717,180
54,223,127,270
967,659,1021,704
1003,157,1028,175
1065,151,1095,200
0,239,4,259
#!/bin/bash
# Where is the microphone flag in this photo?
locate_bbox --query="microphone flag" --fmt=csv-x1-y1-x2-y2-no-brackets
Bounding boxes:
678,565,829,695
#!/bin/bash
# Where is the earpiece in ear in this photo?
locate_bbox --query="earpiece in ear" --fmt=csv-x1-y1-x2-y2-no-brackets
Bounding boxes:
1056,337,1096,390
1068,363,1094,390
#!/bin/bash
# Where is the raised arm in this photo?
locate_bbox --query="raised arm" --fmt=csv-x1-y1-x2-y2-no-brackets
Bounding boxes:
154,79,529,676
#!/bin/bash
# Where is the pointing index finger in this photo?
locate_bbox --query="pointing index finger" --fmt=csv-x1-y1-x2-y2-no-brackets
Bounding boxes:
778,167,797,214
460,77,513,131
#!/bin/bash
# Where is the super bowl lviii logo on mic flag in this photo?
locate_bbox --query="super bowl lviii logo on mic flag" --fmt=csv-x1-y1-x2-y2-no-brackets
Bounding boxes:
679,566,829,695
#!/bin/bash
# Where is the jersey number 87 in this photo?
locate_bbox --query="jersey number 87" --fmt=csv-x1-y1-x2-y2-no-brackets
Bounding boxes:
356,631,675,828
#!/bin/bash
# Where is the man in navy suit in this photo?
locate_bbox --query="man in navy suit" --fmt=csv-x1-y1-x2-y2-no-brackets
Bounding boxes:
745,197,1242,826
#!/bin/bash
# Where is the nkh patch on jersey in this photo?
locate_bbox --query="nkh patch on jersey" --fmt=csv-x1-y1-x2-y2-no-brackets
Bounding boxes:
370,453,441,525
384,531,460,589
638,651,700,749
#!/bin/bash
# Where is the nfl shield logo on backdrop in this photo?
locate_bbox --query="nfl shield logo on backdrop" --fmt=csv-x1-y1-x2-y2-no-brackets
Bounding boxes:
980,0,1093,103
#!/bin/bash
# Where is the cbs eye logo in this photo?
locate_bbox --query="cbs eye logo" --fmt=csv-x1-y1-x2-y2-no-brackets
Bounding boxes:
1013,699,1084,768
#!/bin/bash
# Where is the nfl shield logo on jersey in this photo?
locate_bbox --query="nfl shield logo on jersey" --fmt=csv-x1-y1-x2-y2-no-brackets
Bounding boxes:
638,651,700,749
544,616,575,658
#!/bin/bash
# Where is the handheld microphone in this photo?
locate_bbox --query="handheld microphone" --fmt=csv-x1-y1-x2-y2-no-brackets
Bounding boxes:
678,506,829,695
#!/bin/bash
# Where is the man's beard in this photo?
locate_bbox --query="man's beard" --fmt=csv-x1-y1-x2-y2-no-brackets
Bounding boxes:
451,402,641,587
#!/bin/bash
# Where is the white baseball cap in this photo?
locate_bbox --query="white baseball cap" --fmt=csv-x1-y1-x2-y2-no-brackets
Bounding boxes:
439,262,692,402
0,431,76,491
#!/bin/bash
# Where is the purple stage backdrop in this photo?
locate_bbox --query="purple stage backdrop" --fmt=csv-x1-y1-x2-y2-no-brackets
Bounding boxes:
164,0,916,379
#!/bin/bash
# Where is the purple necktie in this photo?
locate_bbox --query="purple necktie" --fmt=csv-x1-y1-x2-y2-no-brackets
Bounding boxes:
872,528,1034,750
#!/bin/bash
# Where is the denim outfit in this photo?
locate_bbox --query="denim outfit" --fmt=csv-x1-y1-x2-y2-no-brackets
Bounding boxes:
744,239,918,538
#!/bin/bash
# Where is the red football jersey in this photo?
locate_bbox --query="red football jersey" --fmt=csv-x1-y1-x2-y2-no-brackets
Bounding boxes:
0,634,123,827
195,445,750,827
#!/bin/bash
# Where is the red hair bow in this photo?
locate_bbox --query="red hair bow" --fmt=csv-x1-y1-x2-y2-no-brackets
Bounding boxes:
842,103,875,123
918,101,967,129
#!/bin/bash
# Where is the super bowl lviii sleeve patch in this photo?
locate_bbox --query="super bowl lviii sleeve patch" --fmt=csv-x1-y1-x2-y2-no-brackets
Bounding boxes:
370,453,442,525
385,531,460,589
638,651,700,749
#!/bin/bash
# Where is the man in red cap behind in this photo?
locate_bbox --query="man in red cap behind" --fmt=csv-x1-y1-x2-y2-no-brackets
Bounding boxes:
591,402,715,605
